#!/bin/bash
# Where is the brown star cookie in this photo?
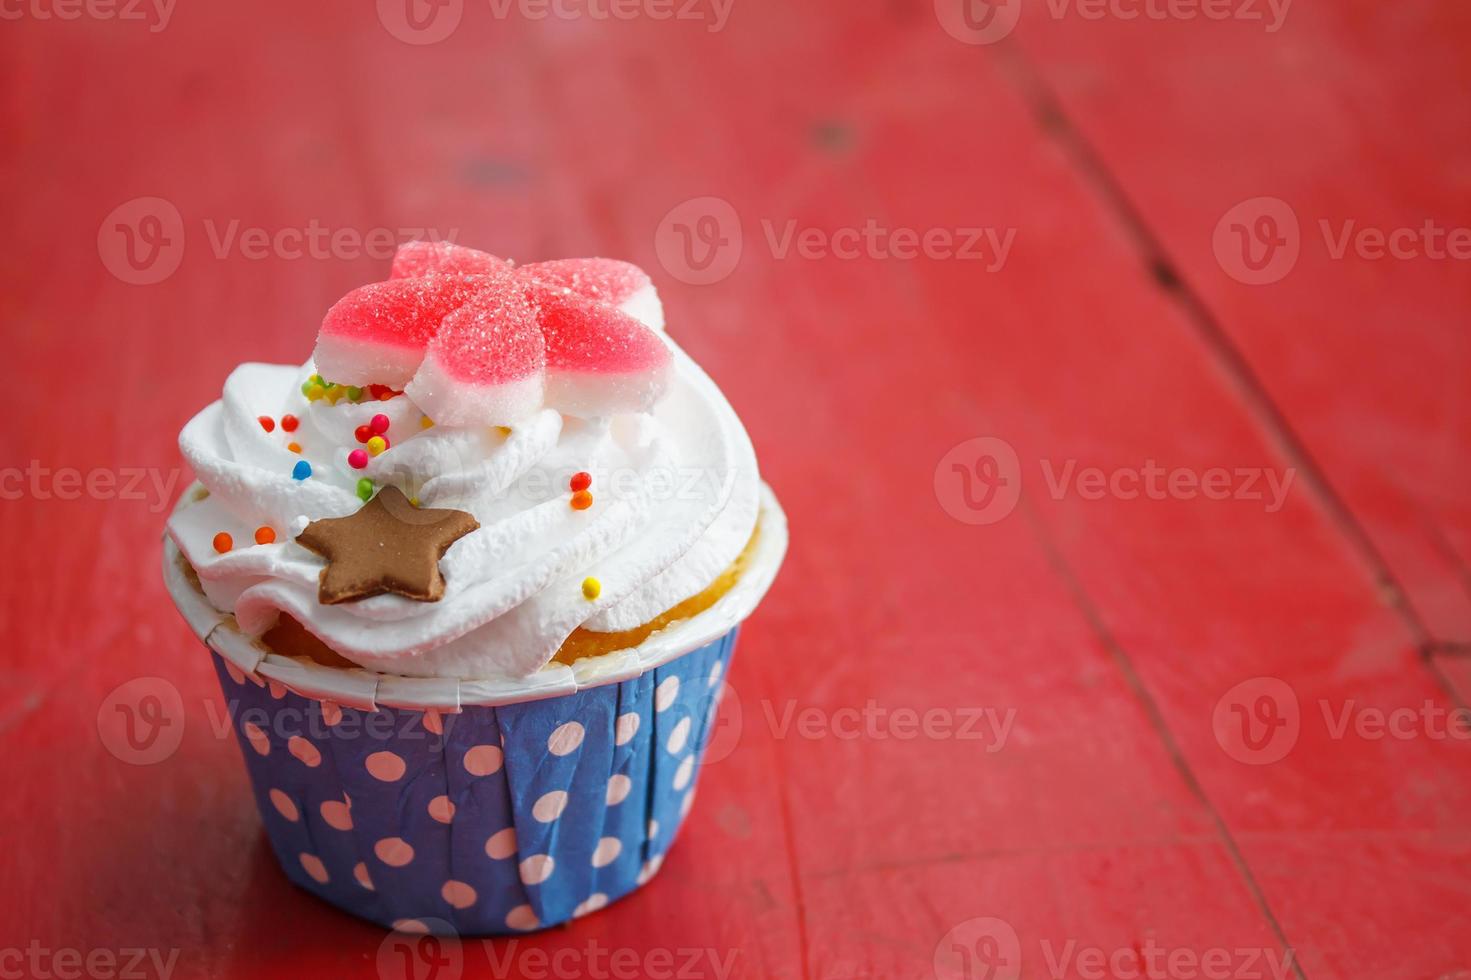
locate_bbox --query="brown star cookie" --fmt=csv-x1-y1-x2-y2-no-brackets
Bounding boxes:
295,486,479,604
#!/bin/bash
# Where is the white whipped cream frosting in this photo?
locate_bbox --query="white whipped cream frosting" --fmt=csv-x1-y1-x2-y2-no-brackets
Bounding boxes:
167,340,760,680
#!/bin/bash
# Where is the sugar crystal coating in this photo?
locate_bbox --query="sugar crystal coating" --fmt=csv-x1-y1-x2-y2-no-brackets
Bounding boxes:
314,274,494,386
521,257,650,305
390,240,512,280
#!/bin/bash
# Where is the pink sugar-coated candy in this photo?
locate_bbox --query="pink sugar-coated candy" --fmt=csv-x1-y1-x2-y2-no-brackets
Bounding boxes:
404,270,546,427
390,240,513,280
526,281,672,418
312,274,494,387
521,257,664,331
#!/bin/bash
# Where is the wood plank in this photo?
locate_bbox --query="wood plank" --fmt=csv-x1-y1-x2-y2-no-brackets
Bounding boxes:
1005,0,1471,642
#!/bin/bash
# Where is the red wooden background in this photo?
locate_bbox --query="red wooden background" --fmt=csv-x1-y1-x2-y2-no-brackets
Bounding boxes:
3,1,1469,977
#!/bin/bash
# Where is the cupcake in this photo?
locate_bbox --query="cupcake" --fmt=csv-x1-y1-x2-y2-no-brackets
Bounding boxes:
162,242,787,934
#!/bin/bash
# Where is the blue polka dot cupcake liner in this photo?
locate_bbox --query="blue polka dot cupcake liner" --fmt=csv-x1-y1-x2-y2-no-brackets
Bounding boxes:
206,627,738,934
163,484,787,935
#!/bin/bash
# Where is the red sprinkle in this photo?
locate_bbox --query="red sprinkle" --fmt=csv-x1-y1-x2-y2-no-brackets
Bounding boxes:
281,414,299,433
348,449,369,470
571,490,593,511
370,414,391,435
254,526,276,545
258,416,275,433
212,532,233,553
570,471,592,492
354,425,372,444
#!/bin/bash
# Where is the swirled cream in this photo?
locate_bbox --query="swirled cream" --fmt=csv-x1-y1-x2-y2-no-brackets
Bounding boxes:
166,341,760,680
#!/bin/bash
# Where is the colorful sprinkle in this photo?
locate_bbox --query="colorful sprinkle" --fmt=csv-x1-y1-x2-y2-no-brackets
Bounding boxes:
571,490,593,511
370,414,391,435
345,386,364,402
570,471,592,493
420,416,434,429
258,416,275,433
356,478,374,502
212,532,233,553
409,497,420,507
303,380,326,402
287,442,302,454
497,426,513,436
582,577,601,600
366,435,389,457
255,526,276,545
348,449,369,470
292,460,312,480
354,425,372,444
281,414,299,433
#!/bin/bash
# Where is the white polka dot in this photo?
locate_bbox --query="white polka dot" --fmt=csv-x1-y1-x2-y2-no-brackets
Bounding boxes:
648,819,659,839
366,751,406,782
268,680,286,700
591,837,622,867
392,919,429,934
667,717,692,755
288,736,321,767
485,827,517,859
532,790,569,822
299,853,329,884
615,713,640,745
320,701,343,726
427,795,455,823
423,708,443,735
353,862,374,890
519,854,555,885
547,721,585,756
680,790,696,818
375,837,415,867
655,676,680,712
225,661,246,685
636,854,664,885
268,789,298,822
708,659,723,688
320,800,353,831
505,905,539,931
243,722,270,756
464,744,503,776
673,754,695,790
441,880,477,909
606,774,632,805
574,893,609,918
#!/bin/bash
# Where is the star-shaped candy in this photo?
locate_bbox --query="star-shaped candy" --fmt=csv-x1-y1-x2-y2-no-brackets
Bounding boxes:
295,486,479,604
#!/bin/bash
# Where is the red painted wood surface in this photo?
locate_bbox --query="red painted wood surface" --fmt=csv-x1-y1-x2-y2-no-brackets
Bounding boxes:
2,3,1468,979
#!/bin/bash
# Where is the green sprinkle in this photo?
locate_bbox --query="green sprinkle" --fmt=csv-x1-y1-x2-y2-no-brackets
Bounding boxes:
356,478,374,502
346,386,364,402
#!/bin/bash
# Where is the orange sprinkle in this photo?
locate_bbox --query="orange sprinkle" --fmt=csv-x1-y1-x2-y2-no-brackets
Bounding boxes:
254,526,277,545
287,442,302,454
571,490,593,511
212,532,233,553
